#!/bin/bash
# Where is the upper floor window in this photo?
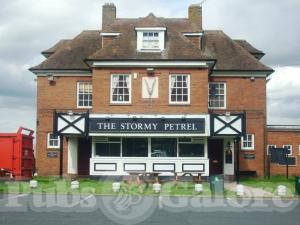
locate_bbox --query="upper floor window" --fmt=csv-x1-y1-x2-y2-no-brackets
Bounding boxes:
77,82,92,108
169,74,190,104
209,83,226,109
136,27,166,52
241,134,255,150
47,133,60,149
111,74,131,104
142,32,159,49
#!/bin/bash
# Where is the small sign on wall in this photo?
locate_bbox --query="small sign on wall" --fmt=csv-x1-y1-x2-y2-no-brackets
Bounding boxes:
47,151,58,158
244,153,255,160
142,77,158,98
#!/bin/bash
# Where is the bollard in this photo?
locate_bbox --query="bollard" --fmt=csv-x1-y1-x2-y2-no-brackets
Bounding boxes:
236,184,244,197
112,182,121,193
71,180,80,189
30,180,38,189
277,185,287,196
153,183,161,193
195,183,203,193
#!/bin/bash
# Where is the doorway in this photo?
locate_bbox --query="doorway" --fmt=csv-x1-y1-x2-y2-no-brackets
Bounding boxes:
77,138,91,176
208,139,224,175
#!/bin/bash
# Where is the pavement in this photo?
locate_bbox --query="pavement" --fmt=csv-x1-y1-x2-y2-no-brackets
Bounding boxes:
225,182,274,197
0,193,299,225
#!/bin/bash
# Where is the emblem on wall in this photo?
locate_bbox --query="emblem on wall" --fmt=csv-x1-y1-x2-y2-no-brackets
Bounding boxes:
210,113,246,136
53,111,89,135
142,77,158,98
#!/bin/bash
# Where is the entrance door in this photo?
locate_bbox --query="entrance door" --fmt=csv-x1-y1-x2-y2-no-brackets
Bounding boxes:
208,139,224,175
77,138,91,176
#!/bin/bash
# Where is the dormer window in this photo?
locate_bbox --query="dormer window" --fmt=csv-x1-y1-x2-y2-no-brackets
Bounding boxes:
136,27,166,52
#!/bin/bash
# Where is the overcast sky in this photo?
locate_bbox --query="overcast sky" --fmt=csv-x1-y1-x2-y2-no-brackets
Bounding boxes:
0,0,300,132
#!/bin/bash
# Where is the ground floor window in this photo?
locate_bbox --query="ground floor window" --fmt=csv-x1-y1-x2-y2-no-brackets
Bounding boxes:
93,137,206,158
122,138,148,157
283,145,292,156
151,138,177,157
178,143,204,157
47,133,60,148
95,138,121,157
241,134,255,150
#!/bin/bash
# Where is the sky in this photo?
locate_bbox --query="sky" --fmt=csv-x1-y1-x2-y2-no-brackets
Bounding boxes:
0,0,300,132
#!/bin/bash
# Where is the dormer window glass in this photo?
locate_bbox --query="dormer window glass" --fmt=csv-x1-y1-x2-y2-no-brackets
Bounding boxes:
136,27,166,52
142,32,159,49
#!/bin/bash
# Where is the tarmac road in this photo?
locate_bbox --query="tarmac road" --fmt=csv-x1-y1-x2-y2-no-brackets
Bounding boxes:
0,193,299,225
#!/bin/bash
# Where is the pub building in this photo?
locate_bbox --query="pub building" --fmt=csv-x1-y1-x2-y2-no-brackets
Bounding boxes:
30,3,279,179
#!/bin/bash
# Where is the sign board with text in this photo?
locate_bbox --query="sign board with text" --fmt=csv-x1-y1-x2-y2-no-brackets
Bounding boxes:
89,118,205,134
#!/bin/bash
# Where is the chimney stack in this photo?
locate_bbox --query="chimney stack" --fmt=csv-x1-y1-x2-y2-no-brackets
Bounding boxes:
102,3,116,28
188,4,203,31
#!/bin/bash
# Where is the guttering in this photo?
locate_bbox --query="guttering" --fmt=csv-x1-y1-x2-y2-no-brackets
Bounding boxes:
212,69,274,77
182,32,204,36
267,125,300,132
91,60,215,68
100,32,121,36
29,69,92,76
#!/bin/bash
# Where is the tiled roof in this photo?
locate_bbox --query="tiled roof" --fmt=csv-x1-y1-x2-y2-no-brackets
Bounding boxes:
204,31,272,71
30,14,272,73
30,31,102,71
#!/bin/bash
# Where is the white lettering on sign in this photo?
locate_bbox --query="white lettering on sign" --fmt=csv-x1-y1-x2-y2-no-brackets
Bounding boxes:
97,123,116,130
164,123,197,131
120,123,158,131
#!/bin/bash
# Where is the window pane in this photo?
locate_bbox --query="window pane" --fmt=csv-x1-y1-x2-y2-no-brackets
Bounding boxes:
170,75,189,103
122,138,148,157
151,138,177,157
95,143,120,157
179,144,204,157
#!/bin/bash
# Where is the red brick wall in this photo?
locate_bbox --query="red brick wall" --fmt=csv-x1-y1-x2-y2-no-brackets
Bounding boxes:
210,76,267,177
92,68,209,114
267,130,300,176
36,76,91,176
36,72,269,177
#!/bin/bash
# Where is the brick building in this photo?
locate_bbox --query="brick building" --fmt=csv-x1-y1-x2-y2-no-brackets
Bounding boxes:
267,126,300,176
30,3,282,178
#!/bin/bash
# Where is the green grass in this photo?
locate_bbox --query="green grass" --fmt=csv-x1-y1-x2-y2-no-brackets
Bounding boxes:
240,175,296,196
0,177,216,196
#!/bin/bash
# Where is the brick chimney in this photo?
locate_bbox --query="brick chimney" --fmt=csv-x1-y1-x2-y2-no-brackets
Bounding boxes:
102,3,116,28
188,4,203,30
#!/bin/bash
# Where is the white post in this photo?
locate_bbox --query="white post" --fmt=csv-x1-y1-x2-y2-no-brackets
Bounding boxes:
67,138,78,175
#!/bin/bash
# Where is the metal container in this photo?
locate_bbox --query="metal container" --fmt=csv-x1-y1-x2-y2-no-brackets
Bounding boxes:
0,127,34,180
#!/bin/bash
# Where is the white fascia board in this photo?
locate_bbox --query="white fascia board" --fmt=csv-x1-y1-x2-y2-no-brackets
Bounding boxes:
211,72,268,77
92,61,210,68
135,27,166,31
100,32,121,36
34,71,92,76
183,32,204,36
89,114,209,119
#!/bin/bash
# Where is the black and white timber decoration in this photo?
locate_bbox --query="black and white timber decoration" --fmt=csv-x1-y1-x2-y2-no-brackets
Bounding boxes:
210,113,246,136
53,111,89,136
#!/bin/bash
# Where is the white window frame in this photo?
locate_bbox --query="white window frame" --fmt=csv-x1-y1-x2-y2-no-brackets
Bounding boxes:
47,133,60,149
283,145,293,156
267,145,276,155
241,134,255,150
208,82,227,109
77,82,92,109
110,74,132,104
169,74,190,105
136,27,166,52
